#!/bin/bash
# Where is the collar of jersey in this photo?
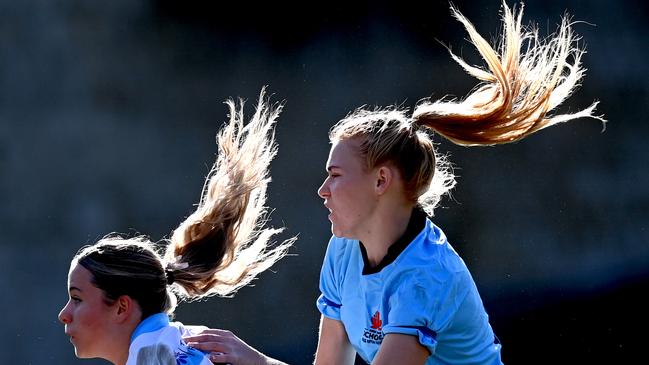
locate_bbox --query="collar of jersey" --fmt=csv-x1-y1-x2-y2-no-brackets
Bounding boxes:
359,208,427,275
130,312,170,343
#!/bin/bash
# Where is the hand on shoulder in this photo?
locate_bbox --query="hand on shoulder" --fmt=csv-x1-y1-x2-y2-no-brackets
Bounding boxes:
184,328,288,365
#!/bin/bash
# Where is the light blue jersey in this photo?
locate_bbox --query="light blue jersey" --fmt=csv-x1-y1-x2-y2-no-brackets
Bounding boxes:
126,313,212,365
317,215,502,364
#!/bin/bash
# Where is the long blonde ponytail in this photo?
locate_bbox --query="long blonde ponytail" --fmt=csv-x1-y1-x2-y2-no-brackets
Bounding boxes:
413,1,605,146
164,88,295,298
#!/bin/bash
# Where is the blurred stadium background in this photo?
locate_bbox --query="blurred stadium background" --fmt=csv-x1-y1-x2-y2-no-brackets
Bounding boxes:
1,0,647,363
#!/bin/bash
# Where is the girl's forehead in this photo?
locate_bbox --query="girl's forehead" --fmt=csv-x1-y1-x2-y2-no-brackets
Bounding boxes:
331,138,362,155
68,263,93,289
328,139,363,167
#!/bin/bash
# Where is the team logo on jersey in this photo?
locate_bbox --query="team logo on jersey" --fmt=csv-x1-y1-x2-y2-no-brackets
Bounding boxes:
362,310,384,345
370,311,382,330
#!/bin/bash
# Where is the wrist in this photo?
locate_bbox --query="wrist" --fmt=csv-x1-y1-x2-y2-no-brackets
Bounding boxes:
260,354,286,365
256,351,272,365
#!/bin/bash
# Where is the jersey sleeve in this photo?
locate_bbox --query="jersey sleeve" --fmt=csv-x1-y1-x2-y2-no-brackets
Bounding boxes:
316,236,343,321
381,277,438,355
382,270,472,356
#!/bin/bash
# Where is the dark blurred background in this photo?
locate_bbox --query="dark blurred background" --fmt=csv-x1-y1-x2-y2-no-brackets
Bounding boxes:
1,0,647,364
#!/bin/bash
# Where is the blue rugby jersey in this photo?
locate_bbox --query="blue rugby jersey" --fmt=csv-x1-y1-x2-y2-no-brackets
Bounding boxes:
317,217,503,364
126,313,212,365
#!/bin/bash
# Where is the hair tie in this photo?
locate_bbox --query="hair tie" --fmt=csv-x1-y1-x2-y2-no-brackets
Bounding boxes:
165,269,176,285
165,256,188,285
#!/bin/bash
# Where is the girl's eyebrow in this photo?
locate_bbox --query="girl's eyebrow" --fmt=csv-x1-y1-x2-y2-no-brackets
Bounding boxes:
69,286,82,293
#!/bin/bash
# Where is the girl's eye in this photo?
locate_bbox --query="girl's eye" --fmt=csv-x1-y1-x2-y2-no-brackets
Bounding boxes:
71,297,82,303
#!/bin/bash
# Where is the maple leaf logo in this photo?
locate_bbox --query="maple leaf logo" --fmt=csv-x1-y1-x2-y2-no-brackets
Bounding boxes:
370,311,382,330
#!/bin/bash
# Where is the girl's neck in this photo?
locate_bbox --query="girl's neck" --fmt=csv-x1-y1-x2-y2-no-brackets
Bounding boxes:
106,320,140,365
360,205,413,267
112,351,129,365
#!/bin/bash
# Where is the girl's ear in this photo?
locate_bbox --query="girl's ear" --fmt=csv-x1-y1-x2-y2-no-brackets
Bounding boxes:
114,295,137,323
375,165,394,195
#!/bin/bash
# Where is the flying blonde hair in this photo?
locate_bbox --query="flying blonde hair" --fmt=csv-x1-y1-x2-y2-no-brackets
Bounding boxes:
74,88,295,320
330,1,604,215
164,87,295,298
413,1,606,145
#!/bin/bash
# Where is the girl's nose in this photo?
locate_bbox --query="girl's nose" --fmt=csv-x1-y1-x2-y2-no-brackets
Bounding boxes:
318,179,330,199
58,302,72,324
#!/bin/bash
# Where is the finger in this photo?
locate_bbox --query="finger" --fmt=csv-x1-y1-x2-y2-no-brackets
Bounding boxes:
190,328,233,336
186,341,229,353
183,333,226,343
209,351,235,365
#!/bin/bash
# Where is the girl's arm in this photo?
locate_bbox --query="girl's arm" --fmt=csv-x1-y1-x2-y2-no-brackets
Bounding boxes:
371,333,429,365
314,316,356,365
